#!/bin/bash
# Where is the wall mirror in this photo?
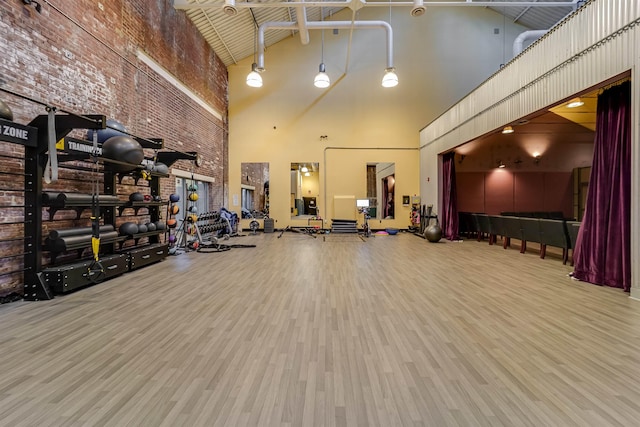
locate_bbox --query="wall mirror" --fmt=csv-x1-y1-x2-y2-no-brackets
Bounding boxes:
366,162,395,219
291,162,320,218
240,162,269,218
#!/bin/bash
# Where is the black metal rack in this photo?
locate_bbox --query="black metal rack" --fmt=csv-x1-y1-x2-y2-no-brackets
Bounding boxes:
1,112,198,300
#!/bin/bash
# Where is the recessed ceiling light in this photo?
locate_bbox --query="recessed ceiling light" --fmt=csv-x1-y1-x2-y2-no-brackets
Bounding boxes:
567,97,584,108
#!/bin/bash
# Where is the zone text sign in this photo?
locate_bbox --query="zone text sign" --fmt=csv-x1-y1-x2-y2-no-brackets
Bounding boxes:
0,118,38,147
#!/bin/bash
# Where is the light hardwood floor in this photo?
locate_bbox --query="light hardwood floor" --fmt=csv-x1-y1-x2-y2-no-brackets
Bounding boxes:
1,231,640,426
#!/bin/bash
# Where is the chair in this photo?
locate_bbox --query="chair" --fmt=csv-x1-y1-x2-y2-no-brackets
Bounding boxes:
474,214,493,243
487,215,505,246
519,217,542,255
538,219,570,264
566,221,581,266
501,216,523,250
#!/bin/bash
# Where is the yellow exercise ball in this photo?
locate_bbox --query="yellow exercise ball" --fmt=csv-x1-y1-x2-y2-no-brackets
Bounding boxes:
188,192,199,202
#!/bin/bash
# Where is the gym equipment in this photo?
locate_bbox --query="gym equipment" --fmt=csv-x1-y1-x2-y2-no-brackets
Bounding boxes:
128,243,168,270
154,221,166,230
137,223,148,233
86,118,127,144
119,222,139,236
154,162,169,174
169,194,180,203
0,98,13,121
41,254,128,294
424,219,443,243
143,194,152,202
166,218,177,228
170,204,180,215
168,234,176,243
102,135,144,172
249,219,259,235
187,214,198,223
129,192,144,202
188,192,199,202
45,231,119,252
153,195,162,202
188,205,198,214
386,228,399,235
146,222,156,232
49,225,114,240
187,183,198,192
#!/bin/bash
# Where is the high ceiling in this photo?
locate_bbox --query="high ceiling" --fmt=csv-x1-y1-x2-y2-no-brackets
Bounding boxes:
174,0,579,67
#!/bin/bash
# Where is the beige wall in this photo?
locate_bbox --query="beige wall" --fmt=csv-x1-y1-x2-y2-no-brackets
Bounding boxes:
228,6,527,229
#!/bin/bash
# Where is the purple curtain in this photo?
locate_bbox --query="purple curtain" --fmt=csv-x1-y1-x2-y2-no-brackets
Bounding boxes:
573,81,631,291
442,152,459,240
382,178,389,218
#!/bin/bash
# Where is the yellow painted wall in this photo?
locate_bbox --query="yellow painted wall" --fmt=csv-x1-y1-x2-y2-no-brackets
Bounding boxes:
228,6,527,229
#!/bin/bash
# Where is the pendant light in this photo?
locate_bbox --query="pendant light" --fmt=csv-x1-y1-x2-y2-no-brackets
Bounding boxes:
314,8,330,88
246,23,262,88
381,68,398,88
381,3,398,88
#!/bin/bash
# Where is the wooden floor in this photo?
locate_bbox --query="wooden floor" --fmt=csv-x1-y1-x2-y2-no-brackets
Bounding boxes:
1,231,640,426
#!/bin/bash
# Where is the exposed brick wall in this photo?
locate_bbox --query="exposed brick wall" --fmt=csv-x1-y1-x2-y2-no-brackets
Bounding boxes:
0,0,228,297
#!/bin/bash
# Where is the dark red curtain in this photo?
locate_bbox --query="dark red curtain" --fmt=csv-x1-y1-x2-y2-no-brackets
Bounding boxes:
442,152,459,240
573,81,631,291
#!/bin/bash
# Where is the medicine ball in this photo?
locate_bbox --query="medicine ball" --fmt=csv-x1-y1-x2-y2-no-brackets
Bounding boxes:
153,195,162,202
129,192,144,202
188,192,199,202
168,234,176,243
166,218,177,229
169,193,180,203
154,162,169,175
154,221,166,231
143,194,152,202
188,205,198,214
137,223,148,233
168,246,177,255
187,183,198,192
119,222,138,236
87,118,127,144
0,98,13,121
102,135,144,172
170,204,180,215
146,222,156,232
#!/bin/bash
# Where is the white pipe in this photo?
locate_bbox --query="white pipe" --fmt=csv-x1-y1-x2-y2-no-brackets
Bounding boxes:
295,6,310,45
257,20,393,71
174,0,578,10
512,30,548,57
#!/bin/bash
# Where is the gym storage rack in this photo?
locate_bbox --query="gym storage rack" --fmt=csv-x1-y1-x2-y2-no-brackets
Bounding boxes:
6,111,197,300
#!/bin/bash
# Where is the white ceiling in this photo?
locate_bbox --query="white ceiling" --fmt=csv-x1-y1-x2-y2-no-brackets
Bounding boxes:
174,0,579,67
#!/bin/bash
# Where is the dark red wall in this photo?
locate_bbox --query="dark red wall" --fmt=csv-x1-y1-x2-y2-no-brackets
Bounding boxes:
457,171,573,217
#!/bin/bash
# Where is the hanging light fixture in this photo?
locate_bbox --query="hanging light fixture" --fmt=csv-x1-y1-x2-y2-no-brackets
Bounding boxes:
314,8,330,88
301,166,309,173
246,23,263,88
497,160,506,168
382,68,399,88
502,125,514,134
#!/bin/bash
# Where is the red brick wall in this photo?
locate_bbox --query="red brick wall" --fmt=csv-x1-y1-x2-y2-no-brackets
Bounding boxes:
0,0,228,296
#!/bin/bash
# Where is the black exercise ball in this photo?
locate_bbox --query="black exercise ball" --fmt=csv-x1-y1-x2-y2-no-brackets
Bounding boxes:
146,222,156,232
102,135,144,172
86,118,127,144
0,98,13,121
129,192,144,202
424,221,443,243
119,222,139,236
137,223,148,233
154,221,166,231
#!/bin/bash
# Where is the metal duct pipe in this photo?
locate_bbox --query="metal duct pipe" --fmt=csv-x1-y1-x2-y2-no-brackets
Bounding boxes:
257,20,393,70
512,30,548,57
295,6,310,45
